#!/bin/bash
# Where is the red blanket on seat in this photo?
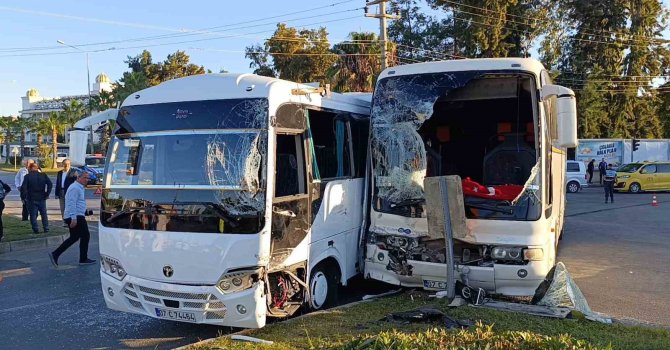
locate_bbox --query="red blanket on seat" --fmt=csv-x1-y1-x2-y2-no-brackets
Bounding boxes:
461,177,524,201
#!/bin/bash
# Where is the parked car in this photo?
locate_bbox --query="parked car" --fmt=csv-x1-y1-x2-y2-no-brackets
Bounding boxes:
566,160,588,193
55,152,68,166
615,161,670,193
74,155,106,185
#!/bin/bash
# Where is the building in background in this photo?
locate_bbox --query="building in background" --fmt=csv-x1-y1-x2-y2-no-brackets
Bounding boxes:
1,73,112,159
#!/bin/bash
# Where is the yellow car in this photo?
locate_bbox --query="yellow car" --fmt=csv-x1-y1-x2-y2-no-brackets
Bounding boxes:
615,161,670,193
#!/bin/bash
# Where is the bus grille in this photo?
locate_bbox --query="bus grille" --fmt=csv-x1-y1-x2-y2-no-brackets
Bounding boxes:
122,282,226,317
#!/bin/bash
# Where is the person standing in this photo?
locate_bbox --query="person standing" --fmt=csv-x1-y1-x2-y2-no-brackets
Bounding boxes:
603,164,617,203
598,158,607,185
587,159,595,184
49,171,96,266
55,159,78,226
0,179,11,242
20,163,52,234
14,159,35,221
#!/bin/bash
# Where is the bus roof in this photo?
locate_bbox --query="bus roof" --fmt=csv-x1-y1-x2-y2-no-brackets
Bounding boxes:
122,73,370,114
377,58,546,81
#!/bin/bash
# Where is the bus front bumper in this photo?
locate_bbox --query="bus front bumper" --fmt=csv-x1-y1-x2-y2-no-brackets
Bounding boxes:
365,245,550,297
100,272,267,328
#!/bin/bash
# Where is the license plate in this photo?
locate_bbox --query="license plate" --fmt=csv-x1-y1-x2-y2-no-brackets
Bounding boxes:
423,279,448,290
154,308,197,322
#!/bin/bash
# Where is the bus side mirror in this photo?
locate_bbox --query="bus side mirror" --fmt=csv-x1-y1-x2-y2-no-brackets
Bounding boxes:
541,84,578,148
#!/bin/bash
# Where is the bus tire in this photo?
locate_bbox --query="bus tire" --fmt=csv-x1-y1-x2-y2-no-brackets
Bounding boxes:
308,263,339,311
629,182,641,193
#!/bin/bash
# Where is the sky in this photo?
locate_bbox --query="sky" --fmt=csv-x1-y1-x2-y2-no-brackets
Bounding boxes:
1,0,670,115
0,0,377,115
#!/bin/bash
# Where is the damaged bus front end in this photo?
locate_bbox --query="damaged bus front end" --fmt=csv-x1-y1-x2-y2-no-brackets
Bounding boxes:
364,58,577,296
99,74,371,328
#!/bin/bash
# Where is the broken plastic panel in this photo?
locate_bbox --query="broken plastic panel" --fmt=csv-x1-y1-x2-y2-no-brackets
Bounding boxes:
533,262,611,323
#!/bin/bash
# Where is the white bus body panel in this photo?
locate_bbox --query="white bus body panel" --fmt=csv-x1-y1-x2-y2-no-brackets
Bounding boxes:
100,73,370,327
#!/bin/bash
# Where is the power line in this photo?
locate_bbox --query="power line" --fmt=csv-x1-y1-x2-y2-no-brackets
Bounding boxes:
0,15,362,58
0,1,360,53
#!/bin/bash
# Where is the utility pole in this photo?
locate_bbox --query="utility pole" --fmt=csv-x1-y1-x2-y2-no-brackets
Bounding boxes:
365,0,400,70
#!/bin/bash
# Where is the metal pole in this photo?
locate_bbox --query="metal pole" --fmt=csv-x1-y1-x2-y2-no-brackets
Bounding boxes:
86,51,94,155
380,1,388,70
365,1,400,71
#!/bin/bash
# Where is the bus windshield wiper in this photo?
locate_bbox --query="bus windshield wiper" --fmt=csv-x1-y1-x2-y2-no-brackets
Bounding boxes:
390,198,426,208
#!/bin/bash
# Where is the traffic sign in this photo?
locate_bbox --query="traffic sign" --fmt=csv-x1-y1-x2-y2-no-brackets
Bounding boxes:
11,146,19,155
94,187,102,196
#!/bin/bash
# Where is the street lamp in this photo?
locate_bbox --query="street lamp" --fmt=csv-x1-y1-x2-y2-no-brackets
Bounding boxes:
57,40,94,154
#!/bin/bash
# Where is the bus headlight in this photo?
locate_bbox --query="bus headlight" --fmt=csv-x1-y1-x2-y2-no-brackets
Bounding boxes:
491,246,523,261
101,255,127,280
217,268,261,294
523,248,544,261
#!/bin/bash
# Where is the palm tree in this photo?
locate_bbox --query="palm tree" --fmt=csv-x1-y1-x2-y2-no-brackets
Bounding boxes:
30,117,49,150
14,117,32,157
44,112,69,168
0,117,19,164
328,32,383,92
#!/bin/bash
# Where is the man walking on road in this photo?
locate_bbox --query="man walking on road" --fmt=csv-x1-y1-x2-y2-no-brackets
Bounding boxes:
20,163,52,234
598,158,607,185
587,159,595,184
55,159,77,226
49,171,96,266
14,159,35,221
604,164,616,204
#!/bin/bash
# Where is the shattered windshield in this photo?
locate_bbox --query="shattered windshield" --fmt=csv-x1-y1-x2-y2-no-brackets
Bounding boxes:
371,71,541,221
101,98,268,233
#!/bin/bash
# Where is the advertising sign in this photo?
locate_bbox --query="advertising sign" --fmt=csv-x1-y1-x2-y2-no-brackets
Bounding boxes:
576,140,623,166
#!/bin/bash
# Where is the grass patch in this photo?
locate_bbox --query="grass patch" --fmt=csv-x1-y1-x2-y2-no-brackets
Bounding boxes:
0,165,62,174
191,292,670,350
2,215,67,241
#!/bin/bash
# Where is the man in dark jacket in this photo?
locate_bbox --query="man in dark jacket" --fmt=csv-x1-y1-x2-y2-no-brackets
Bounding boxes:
21,163,52,234
55,159,78,226
0,179,11,242
587,159,595,184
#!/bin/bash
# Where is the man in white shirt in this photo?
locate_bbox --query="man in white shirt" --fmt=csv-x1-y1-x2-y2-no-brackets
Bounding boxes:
55,159,77,226
49,171,96,266
15,159,35,221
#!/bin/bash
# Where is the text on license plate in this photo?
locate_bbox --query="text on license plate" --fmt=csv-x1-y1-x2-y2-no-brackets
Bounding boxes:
423,280,448,290
155,308,196,322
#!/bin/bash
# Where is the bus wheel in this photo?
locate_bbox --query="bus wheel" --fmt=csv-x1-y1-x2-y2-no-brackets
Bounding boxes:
629,182,641,193
309,264,339,310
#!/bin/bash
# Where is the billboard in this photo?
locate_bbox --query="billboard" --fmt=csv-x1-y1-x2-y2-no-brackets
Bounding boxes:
576,140,623,166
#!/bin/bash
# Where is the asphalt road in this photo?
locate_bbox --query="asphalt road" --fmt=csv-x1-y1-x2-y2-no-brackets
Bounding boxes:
1,170,669,349
559,186,670,326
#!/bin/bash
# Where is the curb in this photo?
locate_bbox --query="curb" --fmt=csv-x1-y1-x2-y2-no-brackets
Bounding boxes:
174,297,377,350
0,233,69,254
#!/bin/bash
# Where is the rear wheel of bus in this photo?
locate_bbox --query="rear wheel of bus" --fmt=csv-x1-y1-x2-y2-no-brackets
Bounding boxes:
309,263,340,310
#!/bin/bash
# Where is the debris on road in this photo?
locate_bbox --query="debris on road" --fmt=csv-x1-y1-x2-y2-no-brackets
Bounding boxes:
230,335,274,345
362,288,402,301
383,306,472,329
532,262,612,324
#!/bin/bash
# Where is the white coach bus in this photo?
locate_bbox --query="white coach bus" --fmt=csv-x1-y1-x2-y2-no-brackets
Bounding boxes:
364,58,577,296
92,74,370,328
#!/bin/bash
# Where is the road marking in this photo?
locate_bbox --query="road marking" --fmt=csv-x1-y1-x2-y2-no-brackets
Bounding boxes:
567,202,654,217
0,267,32,278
